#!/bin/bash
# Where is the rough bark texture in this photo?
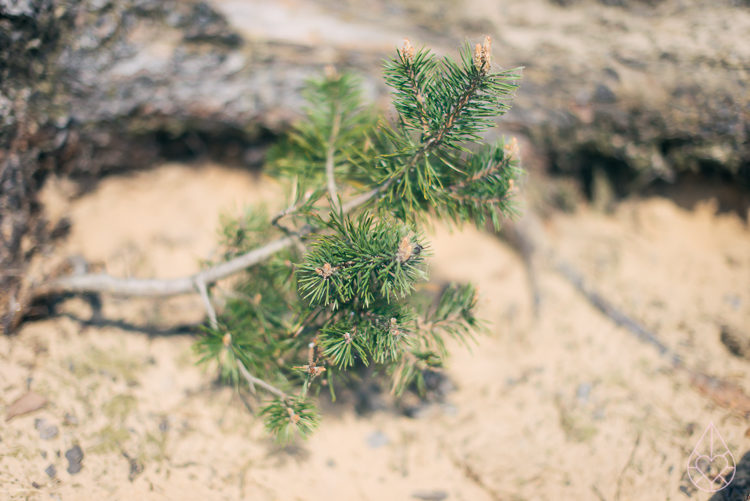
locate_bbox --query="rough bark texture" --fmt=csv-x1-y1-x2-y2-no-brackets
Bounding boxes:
1,0,749,332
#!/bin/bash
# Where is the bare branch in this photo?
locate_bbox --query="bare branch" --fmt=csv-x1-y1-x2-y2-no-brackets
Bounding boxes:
35,235,297,297
237,359,286,399
32,182,387,299
195,278,217,330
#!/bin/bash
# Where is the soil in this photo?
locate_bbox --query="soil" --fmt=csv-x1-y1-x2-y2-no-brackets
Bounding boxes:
1,162,749,500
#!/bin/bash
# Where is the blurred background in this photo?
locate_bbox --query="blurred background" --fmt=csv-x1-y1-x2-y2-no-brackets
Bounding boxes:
1,0,749,499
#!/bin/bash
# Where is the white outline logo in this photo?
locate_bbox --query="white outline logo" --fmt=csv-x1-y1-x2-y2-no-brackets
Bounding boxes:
687,422,735,492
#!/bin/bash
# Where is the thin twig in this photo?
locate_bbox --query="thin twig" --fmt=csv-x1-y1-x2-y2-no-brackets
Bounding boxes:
270,177,304,234
194,278,217,330
237,358,286,399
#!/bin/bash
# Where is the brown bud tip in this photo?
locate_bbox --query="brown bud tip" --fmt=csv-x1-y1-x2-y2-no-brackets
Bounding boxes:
315,262,335,279
287,408,301,424
474,43,483,71
400,38,415,64
324,65,338,80
396,236,414,263
503,137,520,160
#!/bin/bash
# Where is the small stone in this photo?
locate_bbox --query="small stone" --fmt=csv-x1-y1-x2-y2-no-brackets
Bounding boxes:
40,451,47,459
64,413,79,426
159,418,169,433
367,431,389,449
40,425,59,440
412,490,448,500
123,452,144,482
65,445,84,474
576,383,592,404
441,404,458,416
45,464,57,478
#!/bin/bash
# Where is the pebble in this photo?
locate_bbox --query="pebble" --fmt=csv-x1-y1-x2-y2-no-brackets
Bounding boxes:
367,431,389,448
65,445,84,474
576,382,592,404
412,490,448,500
45,464,57,478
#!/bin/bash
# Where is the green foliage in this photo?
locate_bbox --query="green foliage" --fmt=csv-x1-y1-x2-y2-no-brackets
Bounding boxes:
260,397,320,445
298,209,428,309
193,36,524,444
383,40,517,147
266,71,378,195
216,205,272,261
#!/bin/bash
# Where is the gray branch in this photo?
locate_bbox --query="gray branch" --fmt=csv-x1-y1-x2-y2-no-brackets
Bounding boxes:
237,359,286,399
32,184,385,299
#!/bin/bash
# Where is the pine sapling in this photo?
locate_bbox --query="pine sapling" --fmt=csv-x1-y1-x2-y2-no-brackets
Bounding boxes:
190,36,523,443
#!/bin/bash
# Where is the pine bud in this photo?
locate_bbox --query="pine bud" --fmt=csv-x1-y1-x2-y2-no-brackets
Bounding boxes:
396,236,414,263
315,262,336,279
222,332,232,347
324,65,338,80
287,407,300,424
400,38,415,64
389,317,400,337
482,35,492,72
503,137,519,159
474,35,493,75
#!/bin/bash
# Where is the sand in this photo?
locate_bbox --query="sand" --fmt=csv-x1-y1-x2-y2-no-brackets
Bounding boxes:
1,163,749,500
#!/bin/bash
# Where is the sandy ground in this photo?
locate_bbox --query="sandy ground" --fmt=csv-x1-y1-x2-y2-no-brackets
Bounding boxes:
1,163,750,500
